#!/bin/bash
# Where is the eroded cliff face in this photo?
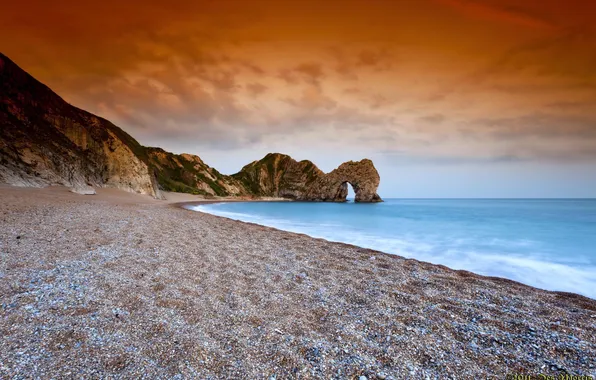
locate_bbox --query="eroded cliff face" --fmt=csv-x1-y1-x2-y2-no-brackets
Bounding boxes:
0,53,161,198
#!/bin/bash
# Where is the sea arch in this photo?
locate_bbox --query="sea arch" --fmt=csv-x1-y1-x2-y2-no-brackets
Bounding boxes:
301,159,383,203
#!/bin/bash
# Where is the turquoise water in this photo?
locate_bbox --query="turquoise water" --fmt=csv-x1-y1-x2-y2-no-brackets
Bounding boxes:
190,199,596,299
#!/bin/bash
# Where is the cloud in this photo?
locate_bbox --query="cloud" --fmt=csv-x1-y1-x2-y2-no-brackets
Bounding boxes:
472,113,596,140
343,87,360,94
379,151,528,165
293,63,324,85
245,83,268,96
546,101,596,110
379,142,596,165
485,27,596,80
237,60,265,75
2,0,594,170
373,109,596,165
328,46,395,79
426,27,596,106
434,0,558,30
283,85,337,110
368,94,391,109
419,114,446,124
356,49,394,71
278,62,325,87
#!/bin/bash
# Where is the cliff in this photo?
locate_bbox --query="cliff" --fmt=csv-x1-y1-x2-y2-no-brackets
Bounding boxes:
146,148,247,197
232,153,324,199
0,53,161,197
0,53,382,202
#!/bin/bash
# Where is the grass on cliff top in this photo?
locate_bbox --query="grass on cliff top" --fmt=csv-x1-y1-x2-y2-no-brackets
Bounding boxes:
156,175,213,197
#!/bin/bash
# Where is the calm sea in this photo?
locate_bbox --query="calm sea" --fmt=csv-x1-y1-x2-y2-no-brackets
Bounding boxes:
189,199,596,299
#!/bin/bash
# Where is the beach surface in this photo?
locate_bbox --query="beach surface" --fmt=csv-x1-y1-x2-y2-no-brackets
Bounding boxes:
0,185,594,379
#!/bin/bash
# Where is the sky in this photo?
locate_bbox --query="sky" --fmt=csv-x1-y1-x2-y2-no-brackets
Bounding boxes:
1,0,595,197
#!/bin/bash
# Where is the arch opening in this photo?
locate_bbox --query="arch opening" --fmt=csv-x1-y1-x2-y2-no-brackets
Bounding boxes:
336,181,357,202
346,182,356,202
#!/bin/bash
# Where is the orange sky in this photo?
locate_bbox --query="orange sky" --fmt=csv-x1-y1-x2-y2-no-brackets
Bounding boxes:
2,0,595,196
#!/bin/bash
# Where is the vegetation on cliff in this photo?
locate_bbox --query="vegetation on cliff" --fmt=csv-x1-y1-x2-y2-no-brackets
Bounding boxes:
231,153,324,198
145,147,246,197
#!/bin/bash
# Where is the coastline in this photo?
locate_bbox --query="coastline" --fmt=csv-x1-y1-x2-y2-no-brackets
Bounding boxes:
172,197,293,212
1,185,595,378
179,198,596,301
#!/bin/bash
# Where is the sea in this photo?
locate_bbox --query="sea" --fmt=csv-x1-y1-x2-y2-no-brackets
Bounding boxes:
189,199,596,299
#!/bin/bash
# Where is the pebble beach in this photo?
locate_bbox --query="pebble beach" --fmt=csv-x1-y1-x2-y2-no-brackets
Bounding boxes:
1,185,595,379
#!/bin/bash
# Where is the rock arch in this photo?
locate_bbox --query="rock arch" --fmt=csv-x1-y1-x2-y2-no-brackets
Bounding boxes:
301,159,383,202
341,181,357,201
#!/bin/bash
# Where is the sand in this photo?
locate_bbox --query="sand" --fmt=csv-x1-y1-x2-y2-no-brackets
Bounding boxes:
0,185,594,379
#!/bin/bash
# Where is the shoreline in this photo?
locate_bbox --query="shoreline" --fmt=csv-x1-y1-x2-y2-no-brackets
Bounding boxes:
1,185,595,378
180,198,596,302
172,197,293,211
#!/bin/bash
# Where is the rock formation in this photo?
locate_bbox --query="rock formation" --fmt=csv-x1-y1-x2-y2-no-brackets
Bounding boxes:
0,53,382,202
231,153,382,203
232,153,324,199
302,159,383,202
0,52,161,198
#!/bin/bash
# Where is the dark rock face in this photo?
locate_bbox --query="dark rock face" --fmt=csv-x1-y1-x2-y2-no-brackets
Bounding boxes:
0,52,161,198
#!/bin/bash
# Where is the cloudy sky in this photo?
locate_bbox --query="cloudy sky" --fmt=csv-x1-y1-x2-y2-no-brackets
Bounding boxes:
2,0,595,197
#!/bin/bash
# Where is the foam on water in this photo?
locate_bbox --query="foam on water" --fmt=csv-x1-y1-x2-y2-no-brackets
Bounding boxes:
189,199,596,299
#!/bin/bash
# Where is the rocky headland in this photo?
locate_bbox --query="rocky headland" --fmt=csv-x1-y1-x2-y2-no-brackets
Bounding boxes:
0,53,382,202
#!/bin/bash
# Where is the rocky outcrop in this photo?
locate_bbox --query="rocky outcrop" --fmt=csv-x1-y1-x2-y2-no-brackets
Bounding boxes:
146,147,247,197
232,153,324,199
301,159,382,202
71,184,97,195
231,153,382,202
0,52,161,198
